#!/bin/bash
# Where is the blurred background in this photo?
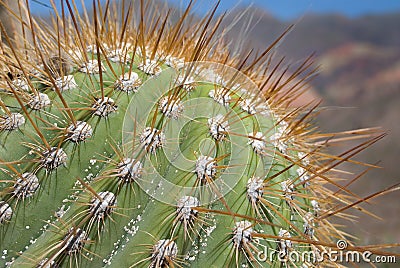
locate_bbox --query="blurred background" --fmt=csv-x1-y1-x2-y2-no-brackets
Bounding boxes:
24,0,400,249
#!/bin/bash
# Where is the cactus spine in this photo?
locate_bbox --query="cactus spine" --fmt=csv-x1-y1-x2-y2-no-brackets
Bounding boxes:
0,1,397,267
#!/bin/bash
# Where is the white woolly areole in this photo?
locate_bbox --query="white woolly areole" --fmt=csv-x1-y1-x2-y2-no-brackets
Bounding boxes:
165,55,185,68
92,97,118,117
117,158,143,182
303,212,315,237
239,98,257,114
297,151,310,165
151,239,178,266
64,227,87,255
296,167,310,186
13,172,40,199
278,120,289,132
310,200,320,213
67,121,93,142
159,96,184,119
12,78,29,91
176,196,200,221
114,72,141,92
269,132,288,153
176,75,195,91
86,44,109,53
232,220,253,247
41,147,67,170
239,94,271,116
0,201,12,224
140,127,166,153
280,179,294,200
138,59,161,75
107,48,131,63
37,258,56,268
29,64,44,78
28,93,51,110
278,228,292,251
208,87,231,106
246,176,264,203
195,155,217,181
200,69,229,87
90,191,117,220
248,132,267,155
0,113,25,130
135,46,152,58
207,114,230,141
79,60,104,74
257,103,271,117
270,120,290,153
197,68,220,82
54,75,77,91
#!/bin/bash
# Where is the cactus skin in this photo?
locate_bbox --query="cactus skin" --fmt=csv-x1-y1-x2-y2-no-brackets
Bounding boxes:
0,1,397,267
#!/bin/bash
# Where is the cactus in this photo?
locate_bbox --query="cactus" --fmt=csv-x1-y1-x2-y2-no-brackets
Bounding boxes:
0,1,398,267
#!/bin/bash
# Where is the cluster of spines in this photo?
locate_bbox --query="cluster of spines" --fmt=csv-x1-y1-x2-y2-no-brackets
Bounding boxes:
0,16,326,268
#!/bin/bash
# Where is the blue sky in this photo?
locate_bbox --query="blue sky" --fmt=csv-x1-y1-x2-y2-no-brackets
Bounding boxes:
30,0,400,20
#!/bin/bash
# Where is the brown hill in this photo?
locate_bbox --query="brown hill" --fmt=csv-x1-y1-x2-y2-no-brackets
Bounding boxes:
316,45,400,245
